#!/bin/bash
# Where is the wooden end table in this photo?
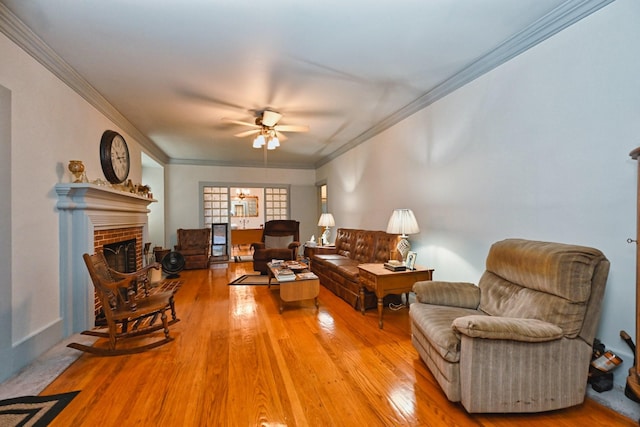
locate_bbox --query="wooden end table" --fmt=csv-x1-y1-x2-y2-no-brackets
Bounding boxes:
358,263,434,329
267,262,320,313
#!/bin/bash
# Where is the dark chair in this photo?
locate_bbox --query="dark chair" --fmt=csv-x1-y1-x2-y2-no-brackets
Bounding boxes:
251,220,301,274
67,252,179,356
175,228,211,269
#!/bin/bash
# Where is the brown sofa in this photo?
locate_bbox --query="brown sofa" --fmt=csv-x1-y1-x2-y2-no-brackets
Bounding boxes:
310,228,401,310
409,238,610,413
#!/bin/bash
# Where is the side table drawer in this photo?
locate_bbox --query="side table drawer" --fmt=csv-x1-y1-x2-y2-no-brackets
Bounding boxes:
359,268,377,290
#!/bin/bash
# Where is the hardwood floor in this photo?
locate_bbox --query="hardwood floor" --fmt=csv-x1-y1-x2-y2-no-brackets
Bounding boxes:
43,261,634,426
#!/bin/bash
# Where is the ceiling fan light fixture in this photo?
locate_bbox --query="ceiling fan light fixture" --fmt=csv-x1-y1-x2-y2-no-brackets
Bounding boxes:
253,135,265,148
267,137,278,150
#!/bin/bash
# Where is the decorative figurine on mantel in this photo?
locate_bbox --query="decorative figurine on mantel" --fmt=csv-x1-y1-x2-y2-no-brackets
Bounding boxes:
68,160,85,183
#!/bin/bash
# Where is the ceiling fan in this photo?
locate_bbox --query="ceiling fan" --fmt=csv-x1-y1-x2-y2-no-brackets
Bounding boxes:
223,110,309,150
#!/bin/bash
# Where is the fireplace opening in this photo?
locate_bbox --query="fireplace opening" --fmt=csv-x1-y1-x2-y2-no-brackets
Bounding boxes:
103,238,137,273
96,238,138,326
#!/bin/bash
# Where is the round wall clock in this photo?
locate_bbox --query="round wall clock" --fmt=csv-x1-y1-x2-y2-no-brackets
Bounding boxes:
100,130,130,184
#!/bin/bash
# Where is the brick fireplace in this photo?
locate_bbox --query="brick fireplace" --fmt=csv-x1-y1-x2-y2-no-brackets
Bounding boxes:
93,227,143,322
56,183,155,335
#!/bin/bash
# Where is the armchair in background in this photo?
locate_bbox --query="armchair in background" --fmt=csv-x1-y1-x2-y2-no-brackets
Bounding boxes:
251,220,300,274
175,228,211,270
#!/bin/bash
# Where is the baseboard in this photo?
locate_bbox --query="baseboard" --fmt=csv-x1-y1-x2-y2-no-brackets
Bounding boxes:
0,319,63,384
587,383,640,421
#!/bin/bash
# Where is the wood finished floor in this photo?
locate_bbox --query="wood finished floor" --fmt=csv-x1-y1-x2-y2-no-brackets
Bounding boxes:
43,261,635,426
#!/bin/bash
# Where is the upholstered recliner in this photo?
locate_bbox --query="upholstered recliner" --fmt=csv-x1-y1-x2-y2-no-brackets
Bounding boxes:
409,238,609,413
175,228,211,270
251,220,300,274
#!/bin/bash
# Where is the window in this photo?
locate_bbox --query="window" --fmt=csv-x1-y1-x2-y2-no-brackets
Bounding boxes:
202,185,289,224
264,187,289,221
319,184,328,214
203,186,229,226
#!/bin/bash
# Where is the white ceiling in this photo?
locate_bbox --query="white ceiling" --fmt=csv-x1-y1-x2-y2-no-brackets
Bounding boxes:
0,0,610,168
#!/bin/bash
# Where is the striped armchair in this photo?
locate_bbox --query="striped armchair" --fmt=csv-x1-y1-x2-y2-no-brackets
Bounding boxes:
409,238,610,413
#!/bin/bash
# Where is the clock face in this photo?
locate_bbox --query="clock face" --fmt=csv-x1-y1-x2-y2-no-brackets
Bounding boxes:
100,130,130,184
110,135,129,182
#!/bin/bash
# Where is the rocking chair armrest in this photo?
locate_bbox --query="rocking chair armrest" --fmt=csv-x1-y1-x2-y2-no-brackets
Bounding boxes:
109,263,161,281
102,276,137,292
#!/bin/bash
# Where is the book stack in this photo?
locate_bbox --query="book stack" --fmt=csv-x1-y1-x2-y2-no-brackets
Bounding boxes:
384,262,406,272
275,268,296,282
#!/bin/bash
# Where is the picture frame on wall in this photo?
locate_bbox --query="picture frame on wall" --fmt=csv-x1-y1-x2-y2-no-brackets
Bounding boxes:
406,251,417,270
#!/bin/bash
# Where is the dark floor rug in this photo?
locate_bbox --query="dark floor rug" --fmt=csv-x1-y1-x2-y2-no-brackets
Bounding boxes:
0,391,79,427
229,274,270,285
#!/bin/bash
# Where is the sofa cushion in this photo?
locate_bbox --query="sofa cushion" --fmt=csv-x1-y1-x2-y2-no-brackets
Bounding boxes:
413,281,480,309
335,263,360,282
353,232,376,263
264,234,293,249
178,248,207,256
410,303,481,363
479,239,607,337
479,271,589,337
485,239,603,301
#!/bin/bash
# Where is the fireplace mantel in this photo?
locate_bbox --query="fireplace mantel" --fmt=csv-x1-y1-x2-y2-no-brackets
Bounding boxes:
56,183,156,335
56,182,155,214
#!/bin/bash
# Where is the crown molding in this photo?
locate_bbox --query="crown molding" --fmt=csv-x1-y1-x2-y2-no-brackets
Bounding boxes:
314,0,616,168
0,3,169,164
168,157,315,170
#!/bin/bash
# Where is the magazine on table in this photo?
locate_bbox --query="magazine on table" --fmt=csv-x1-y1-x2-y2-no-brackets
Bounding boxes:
296,272,318,280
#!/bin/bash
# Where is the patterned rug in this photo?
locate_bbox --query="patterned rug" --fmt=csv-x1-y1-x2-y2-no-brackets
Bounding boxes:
228,274,270,285
0,391,79,427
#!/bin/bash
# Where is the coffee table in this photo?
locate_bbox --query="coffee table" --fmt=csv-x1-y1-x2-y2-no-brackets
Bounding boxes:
358,263,434,328
267,262,320,313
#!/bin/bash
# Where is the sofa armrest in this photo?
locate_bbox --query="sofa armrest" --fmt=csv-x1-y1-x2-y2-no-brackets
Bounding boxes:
452,315,563,342
413,281,480,309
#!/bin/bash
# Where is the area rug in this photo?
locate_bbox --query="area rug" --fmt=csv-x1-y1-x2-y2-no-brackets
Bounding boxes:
0,390,79,427
229,274,271,285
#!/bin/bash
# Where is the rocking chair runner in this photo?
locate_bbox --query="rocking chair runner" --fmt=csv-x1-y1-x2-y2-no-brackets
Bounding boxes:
67,252,179,356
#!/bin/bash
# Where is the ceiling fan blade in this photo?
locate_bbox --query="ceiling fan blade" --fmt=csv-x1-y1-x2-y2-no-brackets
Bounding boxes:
274,124,309,132
261,110,283,127
222,117,259,128
275,131,288,141
234,129,261,138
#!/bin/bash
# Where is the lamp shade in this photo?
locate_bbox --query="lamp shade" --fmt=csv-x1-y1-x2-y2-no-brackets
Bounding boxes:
317,213,335,227
386,209,419,236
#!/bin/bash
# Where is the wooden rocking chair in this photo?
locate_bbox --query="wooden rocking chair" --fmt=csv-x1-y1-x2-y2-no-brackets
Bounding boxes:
67,252,179,356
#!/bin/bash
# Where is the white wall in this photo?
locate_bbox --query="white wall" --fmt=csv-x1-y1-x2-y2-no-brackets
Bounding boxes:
165,163,316,249
142,155,166,249
317,0,640,387
0,84,12,381
0,32,148,380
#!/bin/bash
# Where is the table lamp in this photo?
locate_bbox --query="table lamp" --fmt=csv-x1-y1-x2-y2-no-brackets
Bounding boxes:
317,213,335,246
386,208,419,262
